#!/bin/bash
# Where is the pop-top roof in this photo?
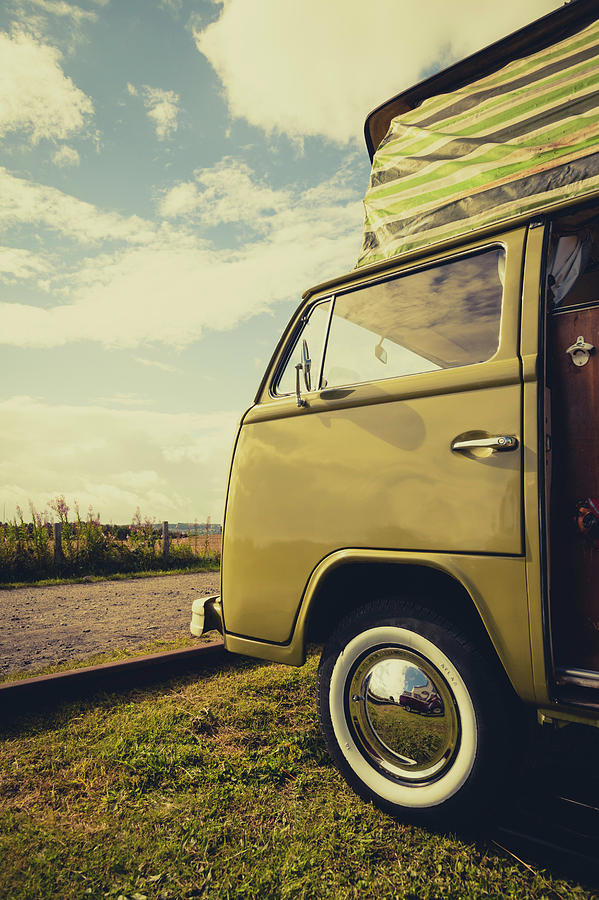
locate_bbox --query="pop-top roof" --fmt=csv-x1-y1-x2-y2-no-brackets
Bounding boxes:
358,0,599,268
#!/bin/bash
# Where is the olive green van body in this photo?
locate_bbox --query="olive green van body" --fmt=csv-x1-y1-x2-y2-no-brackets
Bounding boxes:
218,206,598,729
212,0,599,735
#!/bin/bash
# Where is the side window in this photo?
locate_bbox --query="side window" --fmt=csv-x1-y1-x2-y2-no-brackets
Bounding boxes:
275,300,331,395
322,248,505,389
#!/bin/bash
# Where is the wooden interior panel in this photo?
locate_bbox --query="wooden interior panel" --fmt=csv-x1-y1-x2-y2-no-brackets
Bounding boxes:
550,306,599,671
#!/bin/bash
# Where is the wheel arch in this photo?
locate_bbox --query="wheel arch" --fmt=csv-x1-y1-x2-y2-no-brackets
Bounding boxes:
299,549,528,701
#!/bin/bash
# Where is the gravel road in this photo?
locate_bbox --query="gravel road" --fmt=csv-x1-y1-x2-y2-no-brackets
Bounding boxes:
0,571,220,678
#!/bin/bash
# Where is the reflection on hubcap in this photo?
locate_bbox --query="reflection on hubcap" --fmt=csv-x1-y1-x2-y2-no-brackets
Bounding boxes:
347,647,460,783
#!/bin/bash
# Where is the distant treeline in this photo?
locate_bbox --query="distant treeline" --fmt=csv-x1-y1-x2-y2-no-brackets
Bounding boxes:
165,523,222,535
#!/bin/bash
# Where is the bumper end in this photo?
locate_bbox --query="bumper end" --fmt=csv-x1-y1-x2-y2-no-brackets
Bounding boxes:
190,594,223,637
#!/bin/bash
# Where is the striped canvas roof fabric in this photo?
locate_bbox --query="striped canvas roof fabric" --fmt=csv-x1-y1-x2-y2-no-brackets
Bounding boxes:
357,17,599,268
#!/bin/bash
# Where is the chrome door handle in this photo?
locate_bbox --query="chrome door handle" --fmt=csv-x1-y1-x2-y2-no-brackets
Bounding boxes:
451,435,518,452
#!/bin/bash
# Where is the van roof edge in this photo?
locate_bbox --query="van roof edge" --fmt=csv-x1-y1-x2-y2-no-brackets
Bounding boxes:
365,0,599,161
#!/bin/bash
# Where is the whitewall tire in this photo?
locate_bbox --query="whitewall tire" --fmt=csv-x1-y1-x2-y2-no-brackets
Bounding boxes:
317,598,509,826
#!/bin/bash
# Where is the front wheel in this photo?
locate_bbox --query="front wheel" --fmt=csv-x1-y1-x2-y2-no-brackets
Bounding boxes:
316,599,510,827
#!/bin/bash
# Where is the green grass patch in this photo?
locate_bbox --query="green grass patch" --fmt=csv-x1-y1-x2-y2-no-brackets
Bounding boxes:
0,654,593,899
0,564,219,591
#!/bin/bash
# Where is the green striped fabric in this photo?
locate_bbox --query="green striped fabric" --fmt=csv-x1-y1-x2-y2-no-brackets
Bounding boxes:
357,17,599,267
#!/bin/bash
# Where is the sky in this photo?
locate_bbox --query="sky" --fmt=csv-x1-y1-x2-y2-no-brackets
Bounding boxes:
0,0,563,526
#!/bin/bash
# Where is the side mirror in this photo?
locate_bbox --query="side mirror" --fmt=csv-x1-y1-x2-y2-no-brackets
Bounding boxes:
375,338,387,365
294,340,312,408
301,339,312,391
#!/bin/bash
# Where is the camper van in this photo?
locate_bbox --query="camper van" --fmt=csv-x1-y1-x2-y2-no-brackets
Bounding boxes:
192,0,599,825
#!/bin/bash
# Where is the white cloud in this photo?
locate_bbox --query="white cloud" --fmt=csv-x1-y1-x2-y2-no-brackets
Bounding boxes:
0,246,51,281
159,181,199,218
52,144,80,167
159,158,290,226
9,1,99,49
0,396,237,522
130,84,180,140
111,470,162,491
18,0,97,24
193,0,563,143
159,0,182,14
95,393,151,407
134,357,181,373
0,163,363,348
0,167,156,244
0,30,93,143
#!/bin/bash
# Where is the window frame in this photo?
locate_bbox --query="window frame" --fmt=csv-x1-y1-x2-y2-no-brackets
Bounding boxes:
272,296,335,397
271,242,507,399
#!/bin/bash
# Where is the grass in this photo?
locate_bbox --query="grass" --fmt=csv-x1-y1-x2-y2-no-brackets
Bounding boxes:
0,652,595,899
0,564,219,591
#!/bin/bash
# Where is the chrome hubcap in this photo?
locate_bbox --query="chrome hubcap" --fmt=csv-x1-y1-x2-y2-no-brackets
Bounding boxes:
347,647,460,783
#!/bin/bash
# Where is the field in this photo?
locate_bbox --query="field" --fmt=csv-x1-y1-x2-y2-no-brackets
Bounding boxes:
0,501,221,584
1,651,595,900
171,534,222,554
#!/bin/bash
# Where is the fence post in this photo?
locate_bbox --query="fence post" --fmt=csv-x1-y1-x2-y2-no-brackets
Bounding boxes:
53,522,63,568
162,521,169,562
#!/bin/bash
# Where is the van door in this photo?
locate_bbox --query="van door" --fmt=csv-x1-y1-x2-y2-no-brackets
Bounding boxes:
222,228,526,643
545,214,599,683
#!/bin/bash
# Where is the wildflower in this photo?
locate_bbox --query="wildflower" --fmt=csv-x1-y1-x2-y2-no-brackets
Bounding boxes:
49,495,70,520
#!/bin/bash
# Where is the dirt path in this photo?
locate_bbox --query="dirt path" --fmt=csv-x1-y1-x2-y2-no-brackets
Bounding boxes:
0,571,220,677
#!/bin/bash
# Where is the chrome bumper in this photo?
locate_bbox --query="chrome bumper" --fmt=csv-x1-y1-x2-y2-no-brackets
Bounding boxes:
190,594,223,637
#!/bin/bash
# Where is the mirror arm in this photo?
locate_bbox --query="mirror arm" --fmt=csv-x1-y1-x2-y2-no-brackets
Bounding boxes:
295,363,308,408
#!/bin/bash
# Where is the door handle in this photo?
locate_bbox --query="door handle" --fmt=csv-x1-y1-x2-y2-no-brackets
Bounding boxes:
451,435,518,452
